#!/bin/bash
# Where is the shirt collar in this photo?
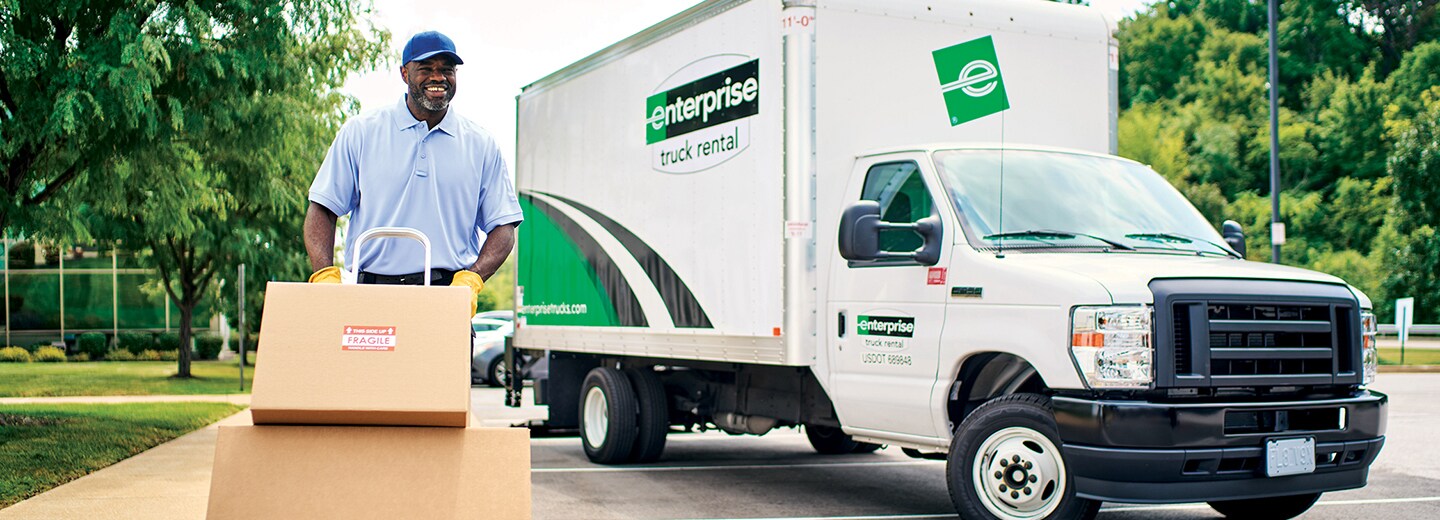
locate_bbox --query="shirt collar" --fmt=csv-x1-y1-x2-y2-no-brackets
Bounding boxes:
391,95,460,137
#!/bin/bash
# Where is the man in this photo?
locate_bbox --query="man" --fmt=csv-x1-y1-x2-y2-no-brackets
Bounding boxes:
304,31,521,316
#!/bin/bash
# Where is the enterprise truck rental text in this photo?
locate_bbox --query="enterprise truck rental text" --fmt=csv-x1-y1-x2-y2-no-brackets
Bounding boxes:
509,1,1387,520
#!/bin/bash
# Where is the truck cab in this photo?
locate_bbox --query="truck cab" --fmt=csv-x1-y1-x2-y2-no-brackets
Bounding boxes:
826,144,1385,518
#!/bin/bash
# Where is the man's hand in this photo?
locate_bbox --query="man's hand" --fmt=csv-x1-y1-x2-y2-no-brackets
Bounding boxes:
309,266,342,283
451,270,485,316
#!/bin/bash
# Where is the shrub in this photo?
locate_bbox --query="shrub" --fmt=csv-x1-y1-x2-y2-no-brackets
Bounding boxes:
33,346,66,362
158,349,178,361
137,349,163,361
77,332,108,359
246,333,260,351
0,347,33,363
69,353,91,362
27,341,51,353
106,349,136,361
195,334,224,360
118,332,154,355
156,332,181,352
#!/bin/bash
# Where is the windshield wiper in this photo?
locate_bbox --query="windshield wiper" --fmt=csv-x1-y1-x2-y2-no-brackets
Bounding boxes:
1125,232,1242,259
985,229,1135,251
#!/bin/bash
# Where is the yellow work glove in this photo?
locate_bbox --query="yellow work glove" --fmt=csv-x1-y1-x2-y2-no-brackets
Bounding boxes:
308,266,342,283
451,270,485,316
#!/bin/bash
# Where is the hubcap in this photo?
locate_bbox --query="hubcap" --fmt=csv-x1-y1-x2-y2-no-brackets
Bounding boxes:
583,386,609,449
972,426,1066,519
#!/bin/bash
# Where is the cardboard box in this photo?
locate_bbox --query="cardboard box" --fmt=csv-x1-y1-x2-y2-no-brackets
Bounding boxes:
251,282,472,427
207,424,531,519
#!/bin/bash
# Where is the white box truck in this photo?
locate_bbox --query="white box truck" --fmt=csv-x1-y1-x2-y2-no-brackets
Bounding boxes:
510,1,1387,518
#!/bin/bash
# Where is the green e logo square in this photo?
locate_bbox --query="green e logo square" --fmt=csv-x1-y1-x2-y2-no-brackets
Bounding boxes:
933,35,1010,126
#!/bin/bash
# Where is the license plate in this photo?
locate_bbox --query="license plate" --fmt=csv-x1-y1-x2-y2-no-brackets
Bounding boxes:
1266,437,1316,477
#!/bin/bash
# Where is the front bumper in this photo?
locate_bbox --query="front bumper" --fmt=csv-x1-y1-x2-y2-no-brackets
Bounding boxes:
1052,390,1387,503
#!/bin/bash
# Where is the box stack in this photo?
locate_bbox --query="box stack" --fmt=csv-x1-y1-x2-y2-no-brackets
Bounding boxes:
206,282,531,519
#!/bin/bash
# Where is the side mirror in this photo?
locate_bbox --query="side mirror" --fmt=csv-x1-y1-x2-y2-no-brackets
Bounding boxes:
837,201,943,265
838,201,883,261
1221,220,1246,257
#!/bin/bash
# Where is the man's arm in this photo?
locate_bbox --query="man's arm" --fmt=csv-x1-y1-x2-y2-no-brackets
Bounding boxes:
304,202,339,271
467,223,516,281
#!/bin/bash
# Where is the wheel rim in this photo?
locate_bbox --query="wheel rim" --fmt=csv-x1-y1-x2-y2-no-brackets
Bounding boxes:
583,386,609,449
971,426,1067,520
493,361,509,386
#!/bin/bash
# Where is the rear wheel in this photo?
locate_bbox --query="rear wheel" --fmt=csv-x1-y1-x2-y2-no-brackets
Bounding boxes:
805,425,861,454
625,367,670,463
946,393,1098,520
579,367,638,464
1208,493,1321,519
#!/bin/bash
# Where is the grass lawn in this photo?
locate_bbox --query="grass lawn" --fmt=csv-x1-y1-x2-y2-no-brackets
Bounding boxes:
0,360,254,397
1379,347,1440,365
0,402,244,507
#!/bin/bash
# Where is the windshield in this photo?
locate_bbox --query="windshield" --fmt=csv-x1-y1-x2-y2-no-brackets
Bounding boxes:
932,149,1232,255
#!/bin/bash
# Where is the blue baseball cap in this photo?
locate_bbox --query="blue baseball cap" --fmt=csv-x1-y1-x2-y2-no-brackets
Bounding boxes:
402,31,464,65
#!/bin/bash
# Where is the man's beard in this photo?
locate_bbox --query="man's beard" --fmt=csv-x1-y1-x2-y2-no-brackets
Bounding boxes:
410,81,454,112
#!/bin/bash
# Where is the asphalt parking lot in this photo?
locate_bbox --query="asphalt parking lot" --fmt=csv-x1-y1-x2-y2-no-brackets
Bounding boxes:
472,372,1440,519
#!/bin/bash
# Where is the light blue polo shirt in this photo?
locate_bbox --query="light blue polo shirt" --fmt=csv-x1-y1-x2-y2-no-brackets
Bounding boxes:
309,96,523,275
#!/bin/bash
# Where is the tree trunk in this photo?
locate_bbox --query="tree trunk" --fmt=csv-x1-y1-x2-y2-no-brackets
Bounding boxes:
177,304,194,378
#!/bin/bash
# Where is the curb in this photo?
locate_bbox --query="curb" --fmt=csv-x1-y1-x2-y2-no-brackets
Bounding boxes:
1378,365,1440,373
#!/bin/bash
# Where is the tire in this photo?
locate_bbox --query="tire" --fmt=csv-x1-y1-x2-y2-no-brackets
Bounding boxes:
805,424,860,454
1208,493,1321,520
946,393,1099,520
579,367,639,464
486,358,507,388
625,367,670,463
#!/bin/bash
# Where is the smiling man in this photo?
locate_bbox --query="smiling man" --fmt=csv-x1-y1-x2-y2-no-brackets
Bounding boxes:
303,31,522,316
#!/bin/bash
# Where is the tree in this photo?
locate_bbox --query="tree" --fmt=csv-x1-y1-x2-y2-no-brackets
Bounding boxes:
1350,0,1440,74
0,0,384,238
1117,8,1209,107
1378,88,1440,322
54,1,388,377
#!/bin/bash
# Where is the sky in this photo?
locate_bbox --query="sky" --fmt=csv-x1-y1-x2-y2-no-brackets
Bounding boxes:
340,0,1153,168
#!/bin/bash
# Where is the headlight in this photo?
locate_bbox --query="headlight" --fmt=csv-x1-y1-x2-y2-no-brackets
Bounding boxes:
1361,311,1378,385
1071,306,1153,389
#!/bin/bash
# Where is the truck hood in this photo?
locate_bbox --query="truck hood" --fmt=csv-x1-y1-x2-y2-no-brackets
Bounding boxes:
998,253,1354,304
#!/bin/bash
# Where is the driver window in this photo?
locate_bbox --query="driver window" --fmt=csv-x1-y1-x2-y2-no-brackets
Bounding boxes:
859,161,932,253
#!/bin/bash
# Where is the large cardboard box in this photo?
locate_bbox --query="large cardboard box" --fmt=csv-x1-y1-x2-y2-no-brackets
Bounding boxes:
251,282,472,427
207,424,531,519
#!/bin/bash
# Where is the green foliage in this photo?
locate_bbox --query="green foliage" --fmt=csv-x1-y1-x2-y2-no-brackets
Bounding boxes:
105,349,136,362
136,350,163,362
1377,88,1440,322
476,253,517,313
0,0,390,239
1118,7,1208,107
0,402,245,507
68,353,90,362
75,333,107,360
33,346,66,363
155,332,181,352
195,335,223,361
0,347,32,363
1316,68,1391,186
117,331,154,355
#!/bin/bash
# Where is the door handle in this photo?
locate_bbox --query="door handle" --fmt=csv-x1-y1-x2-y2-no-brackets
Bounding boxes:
838,311,846,338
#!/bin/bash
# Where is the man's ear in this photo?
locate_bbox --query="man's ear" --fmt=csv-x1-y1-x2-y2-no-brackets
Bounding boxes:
399,63,409,84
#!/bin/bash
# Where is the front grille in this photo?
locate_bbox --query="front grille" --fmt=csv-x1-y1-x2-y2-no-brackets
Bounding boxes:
1152,280,1362,388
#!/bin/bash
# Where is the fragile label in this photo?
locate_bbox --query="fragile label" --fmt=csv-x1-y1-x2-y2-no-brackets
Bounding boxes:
342,325,397,351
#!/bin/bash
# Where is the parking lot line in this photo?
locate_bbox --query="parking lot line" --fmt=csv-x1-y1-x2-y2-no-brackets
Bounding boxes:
1099,495,1440,512
682,512,956,515
532,460,944,473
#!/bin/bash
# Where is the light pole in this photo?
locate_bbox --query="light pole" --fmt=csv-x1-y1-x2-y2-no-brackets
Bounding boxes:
1268,0,1284,263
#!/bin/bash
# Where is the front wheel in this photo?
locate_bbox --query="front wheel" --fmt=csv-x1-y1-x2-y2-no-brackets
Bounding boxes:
1208,493,1321,519
946,393,1098,520
486,358,508,388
